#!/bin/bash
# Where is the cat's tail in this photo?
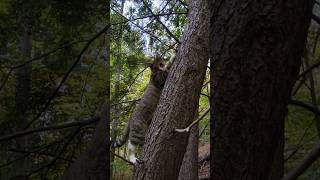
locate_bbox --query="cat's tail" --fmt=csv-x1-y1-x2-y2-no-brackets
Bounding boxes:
111,122,130,148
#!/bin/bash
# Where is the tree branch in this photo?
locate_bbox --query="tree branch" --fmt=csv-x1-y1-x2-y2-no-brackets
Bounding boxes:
199,124,208,138
110,151,134,165
0,117,99,143
312,14,320,25
299,60,320,78
26,128,80,178
0,41,87,93
289,99,320,116
141,0,181,44
111,7,168,47
0,69,13,92
177,0,189,9
175,109,209,133
9,148,74,163
24,23,111,129
283,142,320,180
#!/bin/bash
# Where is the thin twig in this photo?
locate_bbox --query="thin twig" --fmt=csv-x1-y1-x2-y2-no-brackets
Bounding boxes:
9,148,73,162
80,46,102,103
199,124,208,138
24,24,111,129
143,0,173,30
283,142,320,180
141,0,181,44
110,151,134,165
299,60,320,78
289,99,320,116
0,131,73,168
111,7,167,47
11,40,88,70
26,128,80,177
175,109,210,133
0,69,13,92
111,99,141,107
117,67,148,102
177,0,189,10
312,13,320,25
0,117,99,143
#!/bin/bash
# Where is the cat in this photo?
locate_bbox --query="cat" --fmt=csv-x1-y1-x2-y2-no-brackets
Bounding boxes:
112,55,172,164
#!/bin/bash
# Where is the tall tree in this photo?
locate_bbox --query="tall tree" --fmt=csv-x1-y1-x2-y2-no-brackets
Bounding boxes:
11,7,33,180
178,123,199,180
134,0,209,179
60,2,110,179
110,1,126,177
210,0,314,179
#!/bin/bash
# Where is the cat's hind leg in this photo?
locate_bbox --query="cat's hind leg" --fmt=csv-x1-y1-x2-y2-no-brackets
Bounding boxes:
128,140,143,164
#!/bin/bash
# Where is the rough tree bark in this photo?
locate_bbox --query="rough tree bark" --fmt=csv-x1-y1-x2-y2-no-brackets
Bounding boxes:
12,18,33,180
210,0,314,180
61,3,110,180
134,0,209,179
178,123,199,180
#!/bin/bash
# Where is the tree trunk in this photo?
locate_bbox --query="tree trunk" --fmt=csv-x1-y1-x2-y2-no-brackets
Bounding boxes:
134,0,209,179
210,0,314,180
111,0,125,178
178,123,199,180
61,112,109,180
12,19,32,180
61,3,110,180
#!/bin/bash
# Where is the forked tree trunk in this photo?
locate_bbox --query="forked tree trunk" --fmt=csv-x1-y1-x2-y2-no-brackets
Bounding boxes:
134,0,209,179
210,0,314,179
178,123,199,180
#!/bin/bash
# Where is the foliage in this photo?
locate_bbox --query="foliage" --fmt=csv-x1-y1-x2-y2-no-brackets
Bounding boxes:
1,0,318,179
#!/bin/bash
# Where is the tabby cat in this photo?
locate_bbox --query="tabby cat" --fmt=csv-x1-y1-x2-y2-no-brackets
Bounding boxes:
112,55,171,164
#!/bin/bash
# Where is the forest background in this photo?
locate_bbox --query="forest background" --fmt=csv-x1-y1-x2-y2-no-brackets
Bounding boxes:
0,0,319,180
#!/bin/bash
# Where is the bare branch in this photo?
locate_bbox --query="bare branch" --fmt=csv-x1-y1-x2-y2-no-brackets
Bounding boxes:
111,7,168,47
26,128,80,178
80,46,102,103
24,24,111,129
299,60,320,78
0,117,99,143
199,124,208,138
200,93,209,98
9,148,73,163
0,41,87,92
145,0,173,28
141,0,181,44
11,40,88,70
117,67,148,101
0,69,13,92
110,151,134,166
0,132,74,168
177,0,189,10
289,99,320,116
312,14,320,25
283,142,320,180
175,109,209,133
